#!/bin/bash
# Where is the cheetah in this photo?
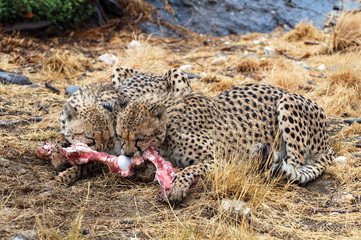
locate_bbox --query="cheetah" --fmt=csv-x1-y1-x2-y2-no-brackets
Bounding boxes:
116,83,335,202
52,67,192,185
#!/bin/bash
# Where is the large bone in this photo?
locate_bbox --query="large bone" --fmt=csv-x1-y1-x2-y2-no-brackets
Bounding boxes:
37,142,176,196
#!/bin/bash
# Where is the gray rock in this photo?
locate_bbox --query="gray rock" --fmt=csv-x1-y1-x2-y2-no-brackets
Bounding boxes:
342,1,361,11
3,21,51,33
184,72,201,79
142,0,339,37
0,72,32,85
66,86,81,95
344,119,361,124
220,199,251,220
9,230,38,240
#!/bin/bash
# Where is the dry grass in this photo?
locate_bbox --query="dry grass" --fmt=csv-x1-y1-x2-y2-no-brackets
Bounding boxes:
332,12,361,52
284,22,326,42
308,50,361,116
1,20,361,239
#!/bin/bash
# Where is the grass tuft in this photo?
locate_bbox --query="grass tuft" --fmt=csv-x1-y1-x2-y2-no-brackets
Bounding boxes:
332,12,361,52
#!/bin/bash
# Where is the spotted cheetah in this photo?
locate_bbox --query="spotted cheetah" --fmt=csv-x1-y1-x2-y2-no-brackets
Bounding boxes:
52,67,192,185
116,83,335,202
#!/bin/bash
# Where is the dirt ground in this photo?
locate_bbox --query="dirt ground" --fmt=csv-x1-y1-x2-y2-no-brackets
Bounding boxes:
0,18,360,239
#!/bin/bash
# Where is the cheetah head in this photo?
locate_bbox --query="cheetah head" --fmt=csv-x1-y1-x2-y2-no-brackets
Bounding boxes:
60,102,115,152
116,101,167,158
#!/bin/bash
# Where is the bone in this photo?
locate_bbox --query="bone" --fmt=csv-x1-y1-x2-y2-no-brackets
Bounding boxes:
36,142,54,160
57,143,176,196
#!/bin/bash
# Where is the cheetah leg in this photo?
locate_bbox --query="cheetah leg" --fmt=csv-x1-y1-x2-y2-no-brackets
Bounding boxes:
164,68,192,92
54,162,104,186
168,159,214,202
111,67,139,87
275,96,334,183
276,147,334,183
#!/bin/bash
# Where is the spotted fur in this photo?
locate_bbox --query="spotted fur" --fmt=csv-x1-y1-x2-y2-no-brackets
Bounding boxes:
116,83,335,202
53,67,192,185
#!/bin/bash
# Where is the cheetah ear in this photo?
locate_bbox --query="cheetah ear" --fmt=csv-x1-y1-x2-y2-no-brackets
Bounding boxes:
63,103,77,120
150,104,166,119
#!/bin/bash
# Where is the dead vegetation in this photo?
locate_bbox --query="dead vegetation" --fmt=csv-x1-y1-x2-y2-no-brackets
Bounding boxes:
332,12,361,52
0,15,360,239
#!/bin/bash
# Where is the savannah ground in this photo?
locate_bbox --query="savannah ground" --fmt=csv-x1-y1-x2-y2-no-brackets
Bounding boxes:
0,14,360,239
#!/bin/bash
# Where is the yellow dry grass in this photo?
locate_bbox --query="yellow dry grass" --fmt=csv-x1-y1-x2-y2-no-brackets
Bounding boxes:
0,20,360,239
332,12,361,52
284,22,326,42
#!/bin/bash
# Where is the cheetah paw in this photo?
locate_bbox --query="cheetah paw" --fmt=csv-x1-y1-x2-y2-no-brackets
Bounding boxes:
167,182,190,203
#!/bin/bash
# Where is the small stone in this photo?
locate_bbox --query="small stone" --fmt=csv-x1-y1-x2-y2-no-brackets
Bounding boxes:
306,80,313,85
82,229,90,235
98,53,119,66
0,71,32,85
333,156,347,164
9,230,38,240
343,119,361,124
128,40,142,49
184,72,201,79
295,61,312,70
241,53,260,58
220,199,250,220
332,192,355,205
66,86,81,95
317,64,325,71
179,65,192,71
211,56,226,65
264,46,277,56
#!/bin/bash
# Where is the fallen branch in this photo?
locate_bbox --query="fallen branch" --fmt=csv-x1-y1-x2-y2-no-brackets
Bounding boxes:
304,41,320,45
36,102,49,114
306,208,360,214
0,117,50,126
45,83,60,93
277,50,311,61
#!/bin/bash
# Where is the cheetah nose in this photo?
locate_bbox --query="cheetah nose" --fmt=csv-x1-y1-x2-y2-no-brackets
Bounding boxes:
124,152,134,158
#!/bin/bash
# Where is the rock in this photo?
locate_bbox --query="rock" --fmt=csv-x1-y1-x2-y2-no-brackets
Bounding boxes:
333,156,347,164
220,199,251,220
317,64,325,71
341,1,361,11
295,61,312,70
344,119,361,124
128,40,142,49
98,53,119,66
102,0,125,16
66,86,81,95
332,193,355,205
264,46,277,56
0,72,32,85
211,56,226,66
306,80,314,85
3,21,51,33
141,0,339,37
9,230,38,240
179,65,192,71
184,72,201,79
241,53,260,58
